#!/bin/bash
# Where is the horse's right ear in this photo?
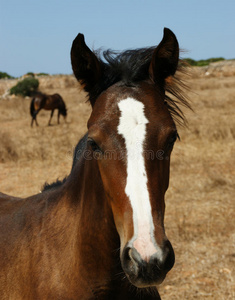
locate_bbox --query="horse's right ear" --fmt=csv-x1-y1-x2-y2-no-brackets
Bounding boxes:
71,33,102,94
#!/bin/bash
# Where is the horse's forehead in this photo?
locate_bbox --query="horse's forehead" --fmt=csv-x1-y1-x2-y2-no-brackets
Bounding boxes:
109,83,166,112
89,83,172,134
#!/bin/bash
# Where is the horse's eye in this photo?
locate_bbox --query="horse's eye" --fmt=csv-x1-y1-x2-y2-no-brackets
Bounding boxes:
88,139,102,153
168,132,179,148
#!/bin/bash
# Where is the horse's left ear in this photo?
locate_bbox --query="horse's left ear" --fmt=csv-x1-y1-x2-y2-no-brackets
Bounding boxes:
71,33,102,94
149,28,179,86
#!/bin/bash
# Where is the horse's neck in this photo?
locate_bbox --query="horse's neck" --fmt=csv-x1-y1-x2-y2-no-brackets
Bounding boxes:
66,156,120,269
72,156,118,240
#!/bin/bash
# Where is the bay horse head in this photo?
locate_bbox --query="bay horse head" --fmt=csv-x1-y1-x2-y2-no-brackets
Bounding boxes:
71,28,187,289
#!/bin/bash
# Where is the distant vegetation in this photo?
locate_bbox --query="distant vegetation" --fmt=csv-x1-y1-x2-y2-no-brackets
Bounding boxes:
184,57,225,67
25,72,49,77
37,72,49,77
26,72,35,77
10,77,39,97
0,72,14,79
0,72,49,80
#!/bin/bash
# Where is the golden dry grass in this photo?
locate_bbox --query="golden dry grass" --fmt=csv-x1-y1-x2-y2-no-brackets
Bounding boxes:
0,69,234,299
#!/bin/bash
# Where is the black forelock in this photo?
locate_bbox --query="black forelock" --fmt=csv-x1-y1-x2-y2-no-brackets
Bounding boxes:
88,47,155,104
87,47,191,125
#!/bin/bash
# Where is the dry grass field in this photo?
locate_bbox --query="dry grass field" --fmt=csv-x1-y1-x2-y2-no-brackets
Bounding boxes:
0,63,234,299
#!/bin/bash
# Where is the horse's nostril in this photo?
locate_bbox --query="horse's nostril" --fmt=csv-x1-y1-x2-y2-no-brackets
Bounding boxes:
128,247,142,265
149,240,175,275
121,241,175,288
123,247,140,277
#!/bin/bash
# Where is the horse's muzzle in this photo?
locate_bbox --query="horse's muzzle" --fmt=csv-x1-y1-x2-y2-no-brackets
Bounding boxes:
121,240,175,288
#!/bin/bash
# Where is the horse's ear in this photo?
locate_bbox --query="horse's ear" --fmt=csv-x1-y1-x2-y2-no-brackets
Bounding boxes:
149,28,179,86
71,33,102,94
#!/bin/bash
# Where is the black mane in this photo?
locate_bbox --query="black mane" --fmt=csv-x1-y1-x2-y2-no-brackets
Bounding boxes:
71,133,88,168
89,47,190,124
42,177,67,192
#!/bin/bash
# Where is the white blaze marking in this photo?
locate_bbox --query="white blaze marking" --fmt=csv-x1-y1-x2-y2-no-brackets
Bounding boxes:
118,97,158,261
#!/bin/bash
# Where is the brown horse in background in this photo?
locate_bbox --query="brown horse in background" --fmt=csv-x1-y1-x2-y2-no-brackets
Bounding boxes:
30,92,67,127
0,28,190,299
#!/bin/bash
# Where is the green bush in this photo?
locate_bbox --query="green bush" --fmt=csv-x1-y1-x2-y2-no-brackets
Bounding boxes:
10,77,39,97
184,57,225,67
37,72,49,77
26,72,35,77
0,72,14,79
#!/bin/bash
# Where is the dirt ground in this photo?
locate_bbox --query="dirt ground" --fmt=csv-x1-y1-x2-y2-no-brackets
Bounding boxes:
0,64,234,299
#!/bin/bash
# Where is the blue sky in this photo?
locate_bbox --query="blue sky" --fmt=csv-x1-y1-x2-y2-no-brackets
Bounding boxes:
1,0,235,77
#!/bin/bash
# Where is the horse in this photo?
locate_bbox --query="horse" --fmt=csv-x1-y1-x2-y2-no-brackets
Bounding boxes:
0,28,190,299
30,92,67,127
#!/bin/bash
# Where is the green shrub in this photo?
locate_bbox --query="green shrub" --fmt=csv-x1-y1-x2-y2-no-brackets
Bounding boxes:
26,72,35,77
10,77,39,97
37,72,49,77
184,57,225,67
0,72,14,79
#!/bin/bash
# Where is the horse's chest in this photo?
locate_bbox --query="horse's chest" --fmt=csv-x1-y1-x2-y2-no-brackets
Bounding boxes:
34,98,41,110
